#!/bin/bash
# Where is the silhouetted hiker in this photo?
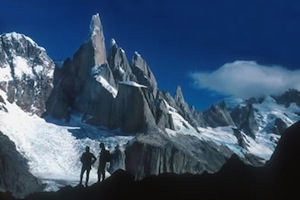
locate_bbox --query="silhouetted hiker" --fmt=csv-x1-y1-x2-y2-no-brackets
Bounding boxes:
79,146,96,187
98,142,111,182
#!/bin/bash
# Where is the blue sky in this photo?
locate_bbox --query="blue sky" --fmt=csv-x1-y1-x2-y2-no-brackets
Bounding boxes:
1,0,300,110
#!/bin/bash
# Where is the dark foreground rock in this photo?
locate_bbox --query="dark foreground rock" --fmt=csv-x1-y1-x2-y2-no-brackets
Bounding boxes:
1,120,298,200
0,132,43,199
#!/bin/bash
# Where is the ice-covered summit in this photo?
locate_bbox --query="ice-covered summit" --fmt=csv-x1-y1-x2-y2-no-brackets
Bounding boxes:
1,32,45,51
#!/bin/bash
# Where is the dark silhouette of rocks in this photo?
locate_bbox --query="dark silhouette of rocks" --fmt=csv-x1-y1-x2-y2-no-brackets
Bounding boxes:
265,119,300,198
0,191,16,200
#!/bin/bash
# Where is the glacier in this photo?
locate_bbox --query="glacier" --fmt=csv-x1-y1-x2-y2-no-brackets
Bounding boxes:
0,89,133,191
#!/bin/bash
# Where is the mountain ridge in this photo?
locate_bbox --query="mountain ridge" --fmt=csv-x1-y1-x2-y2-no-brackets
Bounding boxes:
1,13,300,198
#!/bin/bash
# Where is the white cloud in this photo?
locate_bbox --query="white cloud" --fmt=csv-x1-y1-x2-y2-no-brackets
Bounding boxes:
189,60,300,99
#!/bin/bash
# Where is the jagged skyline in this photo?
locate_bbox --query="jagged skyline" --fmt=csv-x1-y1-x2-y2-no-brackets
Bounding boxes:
1,25,300,197
1,0,300,110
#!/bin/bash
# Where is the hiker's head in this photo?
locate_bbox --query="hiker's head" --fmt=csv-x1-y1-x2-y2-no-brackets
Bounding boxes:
86,146,90,152
100,142,105,149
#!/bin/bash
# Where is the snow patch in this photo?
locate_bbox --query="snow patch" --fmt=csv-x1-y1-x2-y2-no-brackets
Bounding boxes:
119,67,125,75
94,75,118,98
0,63,12,82
34,65,45,75
111,38,116,46
13,56,32,78
134,51,141,57
91,66,118,98
119,81,147,88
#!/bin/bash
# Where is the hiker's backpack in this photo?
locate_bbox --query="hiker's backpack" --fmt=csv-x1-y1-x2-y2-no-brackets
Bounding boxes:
105,150,112,162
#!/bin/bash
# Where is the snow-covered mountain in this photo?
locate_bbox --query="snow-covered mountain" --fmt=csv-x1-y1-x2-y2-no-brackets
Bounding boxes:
0,32,54,116
1,13,300,198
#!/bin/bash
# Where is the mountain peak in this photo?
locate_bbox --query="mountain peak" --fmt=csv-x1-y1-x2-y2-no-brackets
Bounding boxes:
1,32,45,52
133,51,142,58
110,38,117,47
0,32,54,116
87,13,107,66
89,13,101,36
175,85,185,103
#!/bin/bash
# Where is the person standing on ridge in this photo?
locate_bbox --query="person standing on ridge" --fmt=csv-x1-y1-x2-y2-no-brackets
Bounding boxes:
79,146,96,187
98,142,111,182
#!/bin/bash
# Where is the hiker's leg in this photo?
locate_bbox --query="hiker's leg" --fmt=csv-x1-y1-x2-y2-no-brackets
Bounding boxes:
85,169,90,187
97,169,100,182
79,167,85,185
102,169,105,181
98,165,104,182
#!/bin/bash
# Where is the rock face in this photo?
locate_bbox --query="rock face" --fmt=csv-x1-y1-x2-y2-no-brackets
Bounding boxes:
0,32,54,116
203,100,236,128
0,131,43,198
273,88,300,107
125,131,234,180
107,39,135,83
131,52,158,97
230,99,259,139
174,86,203,129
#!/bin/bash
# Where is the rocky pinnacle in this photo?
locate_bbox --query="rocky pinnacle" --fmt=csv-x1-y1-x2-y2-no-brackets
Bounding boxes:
89,13,107,67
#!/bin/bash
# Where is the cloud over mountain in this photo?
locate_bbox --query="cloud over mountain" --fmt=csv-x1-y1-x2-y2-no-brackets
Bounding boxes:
190,61,300,99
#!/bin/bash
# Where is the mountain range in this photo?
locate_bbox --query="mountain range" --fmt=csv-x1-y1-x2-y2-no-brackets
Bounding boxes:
0,13,300,198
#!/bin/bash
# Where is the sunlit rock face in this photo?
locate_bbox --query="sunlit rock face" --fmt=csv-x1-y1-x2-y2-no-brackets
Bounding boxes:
130,51,158,97
107,39,136,83
0,32,54,116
